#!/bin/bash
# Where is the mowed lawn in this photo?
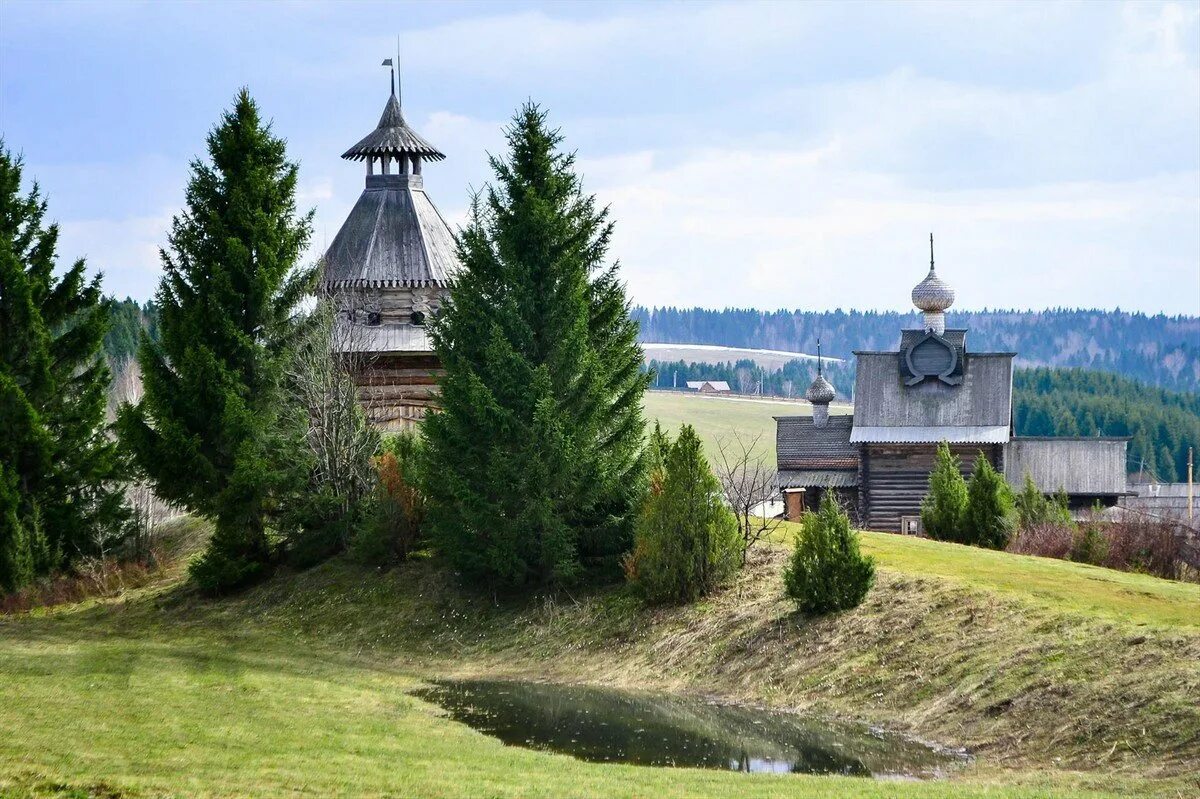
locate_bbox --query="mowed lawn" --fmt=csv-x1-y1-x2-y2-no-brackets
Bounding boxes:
643,390,851,463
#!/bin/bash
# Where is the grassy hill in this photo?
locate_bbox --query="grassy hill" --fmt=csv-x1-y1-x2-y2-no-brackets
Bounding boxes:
2,518,1197,799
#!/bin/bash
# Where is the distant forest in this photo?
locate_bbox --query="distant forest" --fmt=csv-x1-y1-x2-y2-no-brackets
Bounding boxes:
633,307,1200,394
105,298,1198,482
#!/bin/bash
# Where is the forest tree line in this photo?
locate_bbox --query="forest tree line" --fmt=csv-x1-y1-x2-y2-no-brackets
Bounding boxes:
633,306,1200,394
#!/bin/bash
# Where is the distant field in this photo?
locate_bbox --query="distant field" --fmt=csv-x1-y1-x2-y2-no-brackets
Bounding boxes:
643,389,850,463
642,342,843,370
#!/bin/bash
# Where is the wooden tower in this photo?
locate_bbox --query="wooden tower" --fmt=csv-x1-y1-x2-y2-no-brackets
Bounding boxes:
322,65,461,430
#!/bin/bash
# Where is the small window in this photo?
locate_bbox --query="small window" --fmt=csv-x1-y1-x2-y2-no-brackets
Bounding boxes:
366,311,382,326
410,310,426,326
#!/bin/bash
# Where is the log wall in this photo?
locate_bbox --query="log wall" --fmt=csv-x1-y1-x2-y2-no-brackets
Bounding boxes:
351,354,443,431
861,443,1001,532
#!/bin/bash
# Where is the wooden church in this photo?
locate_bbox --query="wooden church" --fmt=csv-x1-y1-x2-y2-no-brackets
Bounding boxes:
322,64,461,429
776,239,1129,532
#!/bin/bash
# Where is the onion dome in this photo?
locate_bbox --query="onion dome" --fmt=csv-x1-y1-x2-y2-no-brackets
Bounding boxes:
912,239,950,311
805,373,836,404
806,340,836,427
912,234,954,335
911,234,954,313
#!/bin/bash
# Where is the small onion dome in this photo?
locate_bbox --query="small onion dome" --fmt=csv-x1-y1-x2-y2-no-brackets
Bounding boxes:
805,372,836,405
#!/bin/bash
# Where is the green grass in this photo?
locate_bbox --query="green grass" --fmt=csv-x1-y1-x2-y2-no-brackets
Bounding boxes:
768,525,1200,629
2,516,1198,799
1,624,1141,799
854,528,1200,628
643,390,850,463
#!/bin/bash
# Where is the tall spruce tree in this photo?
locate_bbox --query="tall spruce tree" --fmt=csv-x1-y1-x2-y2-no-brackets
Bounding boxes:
0,145,128,591
423,103,648,589
117,91,313,594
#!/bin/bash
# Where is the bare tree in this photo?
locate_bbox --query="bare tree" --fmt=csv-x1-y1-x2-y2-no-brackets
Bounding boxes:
714,430,782,564
735,365,754,394
285,290,380,542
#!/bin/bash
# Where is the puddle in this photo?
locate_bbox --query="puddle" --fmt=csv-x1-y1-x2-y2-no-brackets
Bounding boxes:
413,679,964,777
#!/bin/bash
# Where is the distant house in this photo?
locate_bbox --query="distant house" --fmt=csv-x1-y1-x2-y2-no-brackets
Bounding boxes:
776,238,1128,532
686,380,731,394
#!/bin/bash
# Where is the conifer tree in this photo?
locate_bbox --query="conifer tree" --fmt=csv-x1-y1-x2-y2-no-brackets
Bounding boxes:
0,145,128,591
964,452,1016,550
920,442,968,543
423,103,648,589
784,494,875,615
117,91,314,594
626,424,741,604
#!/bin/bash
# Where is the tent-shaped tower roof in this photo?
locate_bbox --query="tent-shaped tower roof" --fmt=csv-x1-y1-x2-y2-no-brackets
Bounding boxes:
323,71,459,290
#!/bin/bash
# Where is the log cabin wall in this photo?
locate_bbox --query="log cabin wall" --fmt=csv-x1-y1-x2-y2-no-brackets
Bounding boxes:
862,443,1001,532
351,354,443,431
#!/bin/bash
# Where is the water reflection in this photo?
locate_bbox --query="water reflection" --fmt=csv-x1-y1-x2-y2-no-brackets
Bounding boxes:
413,679,962,777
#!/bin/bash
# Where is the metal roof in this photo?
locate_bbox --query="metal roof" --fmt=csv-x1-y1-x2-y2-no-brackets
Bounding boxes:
322,174,460,289
342,93,446,162
778,469,860,489
850,351,1013,442
1005,437,1128,496
775,415,859,470
850,425,1010,444
686,380,731,391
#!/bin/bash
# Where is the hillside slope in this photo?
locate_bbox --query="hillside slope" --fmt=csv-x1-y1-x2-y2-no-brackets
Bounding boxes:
2,520,1197,799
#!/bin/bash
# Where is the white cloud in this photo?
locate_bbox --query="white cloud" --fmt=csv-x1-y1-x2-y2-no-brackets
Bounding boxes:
58,211,173,300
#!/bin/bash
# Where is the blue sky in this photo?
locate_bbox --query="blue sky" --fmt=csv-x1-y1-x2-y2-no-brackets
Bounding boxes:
2,0,1198,314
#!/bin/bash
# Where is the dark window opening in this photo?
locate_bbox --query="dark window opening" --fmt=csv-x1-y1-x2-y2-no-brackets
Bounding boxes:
410,310,426,326
366,311,382,326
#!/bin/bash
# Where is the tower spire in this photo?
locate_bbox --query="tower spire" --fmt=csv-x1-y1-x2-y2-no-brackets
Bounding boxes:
817,337,823,376
930,232,935,271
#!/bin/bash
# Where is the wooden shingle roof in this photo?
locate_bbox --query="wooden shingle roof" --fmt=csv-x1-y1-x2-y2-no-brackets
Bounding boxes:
775,415,859,471
342,93,445,162
322,174,460,289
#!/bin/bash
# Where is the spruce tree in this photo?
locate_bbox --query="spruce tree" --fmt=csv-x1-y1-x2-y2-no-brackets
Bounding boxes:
964,452,1016,550
0,145,128,591
784,494,875,615
423,103,648,589
920,442,968,542
626,424,742,604
117,91,313,594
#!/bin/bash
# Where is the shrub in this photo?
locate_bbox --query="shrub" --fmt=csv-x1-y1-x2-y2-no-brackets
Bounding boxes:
921,443,968,542
352,433,426,567
625,424,742,604
964,453,1015,550
1007,523,1075,560
1103,516,1184,580
784,494,875,614
188,528,269,595
283,489,360,570
1070,518,1109,566
1014,473,1073,528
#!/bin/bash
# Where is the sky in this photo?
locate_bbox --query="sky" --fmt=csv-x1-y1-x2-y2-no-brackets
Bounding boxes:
2,0,1198,315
